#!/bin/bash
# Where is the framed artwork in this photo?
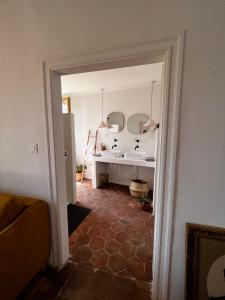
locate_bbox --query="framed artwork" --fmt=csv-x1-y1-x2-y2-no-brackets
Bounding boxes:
62,96,71,113
186,223,225,300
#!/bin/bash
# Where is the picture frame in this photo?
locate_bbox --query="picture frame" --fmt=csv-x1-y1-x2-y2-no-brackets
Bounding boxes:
62,96,71,113
186,223,225,300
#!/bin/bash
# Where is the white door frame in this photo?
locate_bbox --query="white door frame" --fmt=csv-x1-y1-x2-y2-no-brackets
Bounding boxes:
42,33,185,300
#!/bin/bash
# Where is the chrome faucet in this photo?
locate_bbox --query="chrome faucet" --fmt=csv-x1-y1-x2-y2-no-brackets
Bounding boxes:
135,145,139,151
112,144,117,150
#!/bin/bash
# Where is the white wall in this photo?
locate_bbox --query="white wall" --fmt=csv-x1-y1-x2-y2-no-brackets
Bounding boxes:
71,85,161,179
0,1,225,299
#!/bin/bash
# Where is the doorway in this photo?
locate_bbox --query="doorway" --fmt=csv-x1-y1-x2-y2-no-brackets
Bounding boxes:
43,35,184,300
61,63,163,293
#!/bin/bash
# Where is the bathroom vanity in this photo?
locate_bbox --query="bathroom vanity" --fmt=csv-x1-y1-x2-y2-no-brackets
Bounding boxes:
92,155,156,189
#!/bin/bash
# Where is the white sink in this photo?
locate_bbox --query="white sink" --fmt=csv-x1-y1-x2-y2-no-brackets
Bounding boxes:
101,150,122,158
124,151,146,160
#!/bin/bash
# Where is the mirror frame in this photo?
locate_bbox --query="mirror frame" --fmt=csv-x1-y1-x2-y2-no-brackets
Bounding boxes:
127,113,149,135
107,111,124,132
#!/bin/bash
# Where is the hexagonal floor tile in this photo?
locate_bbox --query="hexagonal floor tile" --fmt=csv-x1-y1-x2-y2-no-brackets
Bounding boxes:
108,253,126,273
76,234,90,246
126,257,145,280
73,245,92,263
117,269,133,278
102,228,116,240
90,237,105,251
99,220,111,229
88,226,102,237
120,242,136,257
136,246,152,262
115,231,129,243
105,239,120,254
111,222,125,233
129,234,144,247
125,224,138,235
91,250,108,268
126,211,139,219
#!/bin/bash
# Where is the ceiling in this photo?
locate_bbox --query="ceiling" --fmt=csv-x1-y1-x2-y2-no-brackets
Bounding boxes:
61,63,163,96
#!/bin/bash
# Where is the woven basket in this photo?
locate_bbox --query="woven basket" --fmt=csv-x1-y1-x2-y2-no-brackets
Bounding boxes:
129,179,149,198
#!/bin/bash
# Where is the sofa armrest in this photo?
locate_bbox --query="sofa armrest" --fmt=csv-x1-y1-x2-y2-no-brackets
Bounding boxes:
0,200,50,300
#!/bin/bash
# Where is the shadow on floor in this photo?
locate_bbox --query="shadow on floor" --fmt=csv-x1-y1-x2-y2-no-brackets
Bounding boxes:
18,261,151,300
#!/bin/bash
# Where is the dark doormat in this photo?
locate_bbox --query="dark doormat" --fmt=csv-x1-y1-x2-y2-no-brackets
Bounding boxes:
67,204,91,236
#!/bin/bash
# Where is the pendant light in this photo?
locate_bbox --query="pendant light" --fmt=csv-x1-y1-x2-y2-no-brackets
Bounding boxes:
98,88,108,128
144,81,157,128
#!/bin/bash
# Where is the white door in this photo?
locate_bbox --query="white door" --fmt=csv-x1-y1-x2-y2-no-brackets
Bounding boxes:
63,113,77,204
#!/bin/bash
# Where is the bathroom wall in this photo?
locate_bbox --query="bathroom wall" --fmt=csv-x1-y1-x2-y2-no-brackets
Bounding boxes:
71,84,162,180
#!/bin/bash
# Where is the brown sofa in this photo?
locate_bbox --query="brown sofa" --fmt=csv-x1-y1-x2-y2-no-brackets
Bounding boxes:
0,194,50,300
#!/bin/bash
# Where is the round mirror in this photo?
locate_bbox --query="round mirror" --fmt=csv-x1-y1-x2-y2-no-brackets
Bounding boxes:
127,114,149,134
107,112,124,132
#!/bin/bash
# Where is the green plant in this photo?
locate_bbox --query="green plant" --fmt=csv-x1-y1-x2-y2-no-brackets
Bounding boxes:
138,193,152,212
76,164,87,173
138,194,151,205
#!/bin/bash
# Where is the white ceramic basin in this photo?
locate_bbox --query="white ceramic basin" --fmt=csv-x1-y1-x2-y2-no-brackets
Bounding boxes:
124,151,146,160
101,150,122,158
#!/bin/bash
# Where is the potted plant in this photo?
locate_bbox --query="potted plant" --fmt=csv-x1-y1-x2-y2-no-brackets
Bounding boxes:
75,164,86,181
138,194,153,211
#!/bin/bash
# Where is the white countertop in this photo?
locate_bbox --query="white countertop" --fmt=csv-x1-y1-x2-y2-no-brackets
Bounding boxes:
92,156,155,168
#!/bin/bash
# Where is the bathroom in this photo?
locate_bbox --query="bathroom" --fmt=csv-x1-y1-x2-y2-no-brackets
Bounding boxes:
61,62,163,286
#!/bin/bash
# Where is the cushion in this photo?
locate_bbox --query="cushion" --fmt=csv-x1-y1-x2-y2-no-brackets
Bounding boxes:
0,195,25,231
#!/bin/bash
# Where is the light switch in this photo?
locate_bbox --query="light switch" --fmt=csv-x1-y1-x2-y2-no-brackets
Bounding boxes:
31,143,39,153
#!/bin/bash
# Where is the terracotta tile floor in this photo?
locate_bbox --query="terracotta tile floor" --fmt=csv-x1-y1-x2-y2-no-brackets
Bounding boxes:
19,180,154,300
19,261,152,300
69,180,154,283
